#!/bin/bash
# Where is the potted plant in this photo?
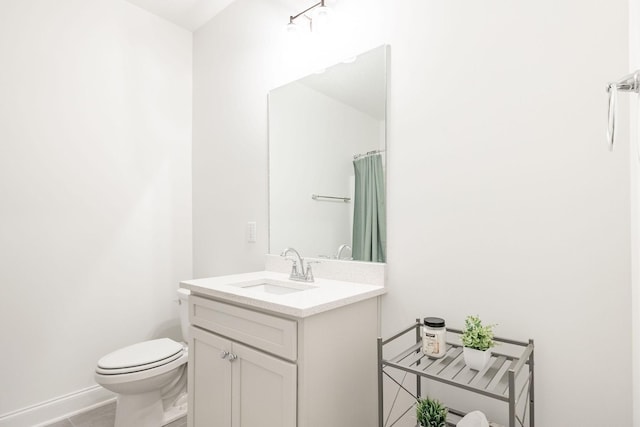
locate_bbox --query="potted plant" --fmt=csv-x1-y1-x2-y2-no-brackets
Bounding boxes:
416,396,448,427
461,315,496,371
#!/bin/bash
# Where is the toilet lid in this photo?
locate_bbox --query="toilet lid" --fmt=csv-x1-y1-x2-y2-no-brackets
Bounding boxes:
97,338,183,370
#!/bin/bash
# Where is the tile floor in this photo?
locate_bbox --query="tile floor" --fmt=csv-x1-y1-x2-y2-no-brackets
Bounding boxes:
43,402,187,427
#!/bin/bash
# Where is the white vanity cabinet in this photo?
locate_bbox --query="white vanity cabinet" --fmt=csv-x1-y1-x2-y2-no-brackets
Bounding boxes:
186,293,379,427
189,326,297,427
188,296,297,427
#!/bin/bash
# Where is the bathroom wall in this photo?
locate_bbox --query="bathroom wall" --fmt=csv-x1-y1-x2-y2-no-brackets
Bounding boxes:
269,81,382,258
193,0,631,426
0,0,192,424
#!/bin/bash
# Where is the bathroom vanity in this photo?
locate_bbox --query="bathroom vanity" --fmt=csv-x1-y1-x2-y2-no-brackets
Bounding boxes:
180,269,385,427
181,43,390,427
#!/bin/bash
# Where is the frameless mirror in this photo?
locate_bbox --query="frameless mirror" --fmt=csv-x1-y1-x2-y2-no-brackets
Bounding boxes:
268,45,388,262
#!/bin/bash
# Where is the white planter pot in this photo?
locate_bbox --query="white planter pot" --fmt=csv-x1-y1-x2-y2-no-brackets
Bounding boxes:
463,347,491,371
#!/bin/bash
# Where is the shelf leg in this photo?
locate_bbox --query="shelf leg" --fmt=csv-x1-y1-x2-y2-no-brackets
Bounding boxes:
415,319,422,399
378,337,384,427
508,370,515,427
529,339,535,427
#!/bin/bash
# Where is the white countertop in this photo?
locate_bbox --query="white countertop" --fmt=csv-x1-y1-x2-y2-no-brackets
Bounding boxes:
180,270,386,318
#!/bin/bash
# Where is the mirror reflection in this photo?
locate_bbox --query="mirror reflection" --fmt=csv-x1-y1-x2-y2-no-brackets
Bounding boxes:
268,45,388,262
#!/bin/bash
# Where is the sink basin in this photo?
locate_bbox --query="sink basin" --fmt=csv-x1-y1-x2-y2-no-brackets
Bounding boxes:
230,279,316,295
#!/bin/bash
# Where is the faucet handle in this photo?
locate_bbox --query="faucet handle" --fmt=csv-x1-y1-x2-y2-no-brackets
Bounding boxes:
284,258,300,277
304,261,320,282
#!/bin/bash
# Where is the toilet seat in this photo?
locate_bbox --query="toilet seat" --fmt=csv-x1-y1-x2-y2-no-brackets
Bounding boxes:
96,338,185,375
95,351,188,387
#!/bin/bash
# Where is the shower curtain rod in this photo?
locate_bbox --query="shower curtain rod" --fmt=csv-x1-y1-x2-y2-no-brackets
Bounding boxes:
606,70,640,151
353,149,385,160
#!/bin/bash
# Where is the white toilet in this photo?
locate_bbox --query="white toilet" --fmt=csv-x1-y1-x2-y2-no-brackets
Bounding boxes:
95,288,190,427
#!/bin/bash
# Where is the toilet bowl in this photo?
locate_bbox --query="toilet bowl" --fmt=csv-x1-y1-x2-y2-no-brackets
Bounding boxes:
95,288,190,427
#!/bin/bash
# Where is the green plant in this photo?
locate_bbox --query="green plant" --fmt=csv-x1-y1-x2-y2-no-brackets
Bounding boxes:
460,315,496,351
416,396,448,427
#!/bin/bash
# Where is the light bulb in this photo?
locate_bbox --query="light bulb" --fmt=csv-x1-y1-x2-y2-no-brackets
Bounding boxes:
312,6,332,32
313,6,331,20
286,21,298,33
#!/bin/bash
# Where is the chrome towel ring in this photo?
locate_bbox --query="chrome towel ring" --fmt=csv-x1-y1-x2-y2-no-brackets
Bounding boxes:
607,71,640,151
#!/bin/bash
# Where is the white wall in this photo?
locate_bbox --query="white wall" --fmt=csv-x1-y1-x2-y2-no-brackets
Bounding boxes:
0,0,192,423
269,82,381,258
194,0,631,426
192,0,274,278
387,1,630,425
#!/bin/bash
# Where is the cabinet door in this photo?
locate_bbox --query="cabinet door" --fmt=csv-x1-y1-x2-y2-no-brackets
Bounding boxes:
189,326,232,427
231,342,297,427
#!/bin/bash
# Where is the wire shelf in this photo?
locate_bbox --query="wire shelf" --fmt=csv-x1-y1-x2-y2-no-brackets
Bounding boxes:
378,321,534,427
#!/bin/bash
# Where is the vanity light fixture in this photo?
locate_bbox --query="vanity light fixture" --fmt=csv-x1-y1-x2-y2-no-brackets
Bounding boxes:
287,0,334,34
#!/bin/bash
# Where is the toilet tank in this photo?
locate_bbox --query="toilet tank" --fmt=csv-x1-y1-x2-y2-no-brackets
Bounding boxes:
177,288,190,342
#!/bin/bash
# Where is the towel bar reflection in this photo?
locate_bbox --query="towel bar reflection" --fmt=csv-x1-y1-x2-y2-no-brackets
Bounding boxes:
607,70,640,151
312,194,351,203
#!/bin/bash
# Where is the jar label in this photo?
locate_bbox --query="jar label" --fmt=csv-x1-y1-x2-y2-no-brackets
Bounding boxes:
424,332,440,354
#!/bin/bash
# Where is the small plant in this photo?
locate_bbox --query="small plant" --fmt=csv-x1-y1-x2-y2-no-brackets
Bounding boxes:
416,396,448,427
461,315,496,351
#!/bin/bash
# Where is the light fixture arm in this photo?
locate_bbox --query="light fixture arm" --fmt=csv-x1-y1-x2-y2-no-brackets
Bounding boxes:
289,0,325,24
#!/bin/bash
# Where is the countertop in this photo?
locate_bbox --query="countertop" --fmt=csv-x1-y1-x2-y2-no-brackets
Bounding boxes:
180,270,386,318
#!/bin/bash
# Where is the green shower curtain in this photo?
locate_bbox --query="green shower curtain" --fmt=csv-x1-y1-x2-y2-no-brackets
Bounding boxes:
352,154,386,262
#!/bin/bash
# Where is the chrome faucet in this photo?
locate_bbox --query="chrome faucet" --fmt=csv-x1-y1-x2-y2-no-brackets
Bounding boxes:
280,247,316,282
336,244,352,260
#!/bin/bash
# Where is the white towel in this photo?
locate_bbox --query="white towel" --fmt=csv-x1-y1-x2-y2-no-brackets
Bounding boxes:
456,411,489,427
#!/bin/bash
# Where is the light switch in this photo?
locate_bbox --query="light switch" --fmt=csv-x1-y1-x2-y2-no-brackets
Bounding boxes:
247,222,257,243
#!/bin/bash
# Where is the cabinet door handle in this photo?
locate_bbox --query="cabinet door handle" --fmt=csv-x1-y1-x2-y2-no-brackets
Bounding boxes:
228,353,238,362
220,351,230,359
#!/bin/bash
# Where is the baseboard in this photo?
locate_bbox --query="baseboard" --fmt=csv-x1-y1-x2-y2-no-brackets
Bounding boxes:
0,385,115,427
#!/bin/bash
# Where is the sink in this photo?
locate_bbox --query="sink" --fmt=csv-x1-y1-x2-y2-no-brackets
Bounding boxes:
229,279,316,295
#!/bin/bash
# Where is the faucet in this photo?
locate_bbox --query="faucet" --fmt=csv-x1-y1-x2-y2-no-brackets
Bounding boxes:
280,247,316,282
336,244,352,260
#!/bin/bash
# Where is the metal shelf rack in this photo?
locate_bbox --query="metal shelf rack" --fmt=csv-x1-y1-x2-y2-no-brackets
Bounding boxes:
377,320,534,427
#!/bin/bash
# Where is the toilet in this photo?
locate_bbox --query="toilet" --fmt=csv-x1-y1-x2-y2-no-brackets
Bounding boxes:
95,288,190,427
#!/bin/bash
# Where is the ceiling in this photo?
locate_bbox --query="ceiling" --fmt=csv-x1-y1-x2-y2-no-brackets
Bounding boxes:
125,0,236,31
299,47,387,120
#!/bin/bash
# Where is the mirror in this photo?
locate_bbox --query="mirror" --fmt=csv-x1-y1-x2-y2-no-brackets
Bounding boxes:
268,45,388,262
